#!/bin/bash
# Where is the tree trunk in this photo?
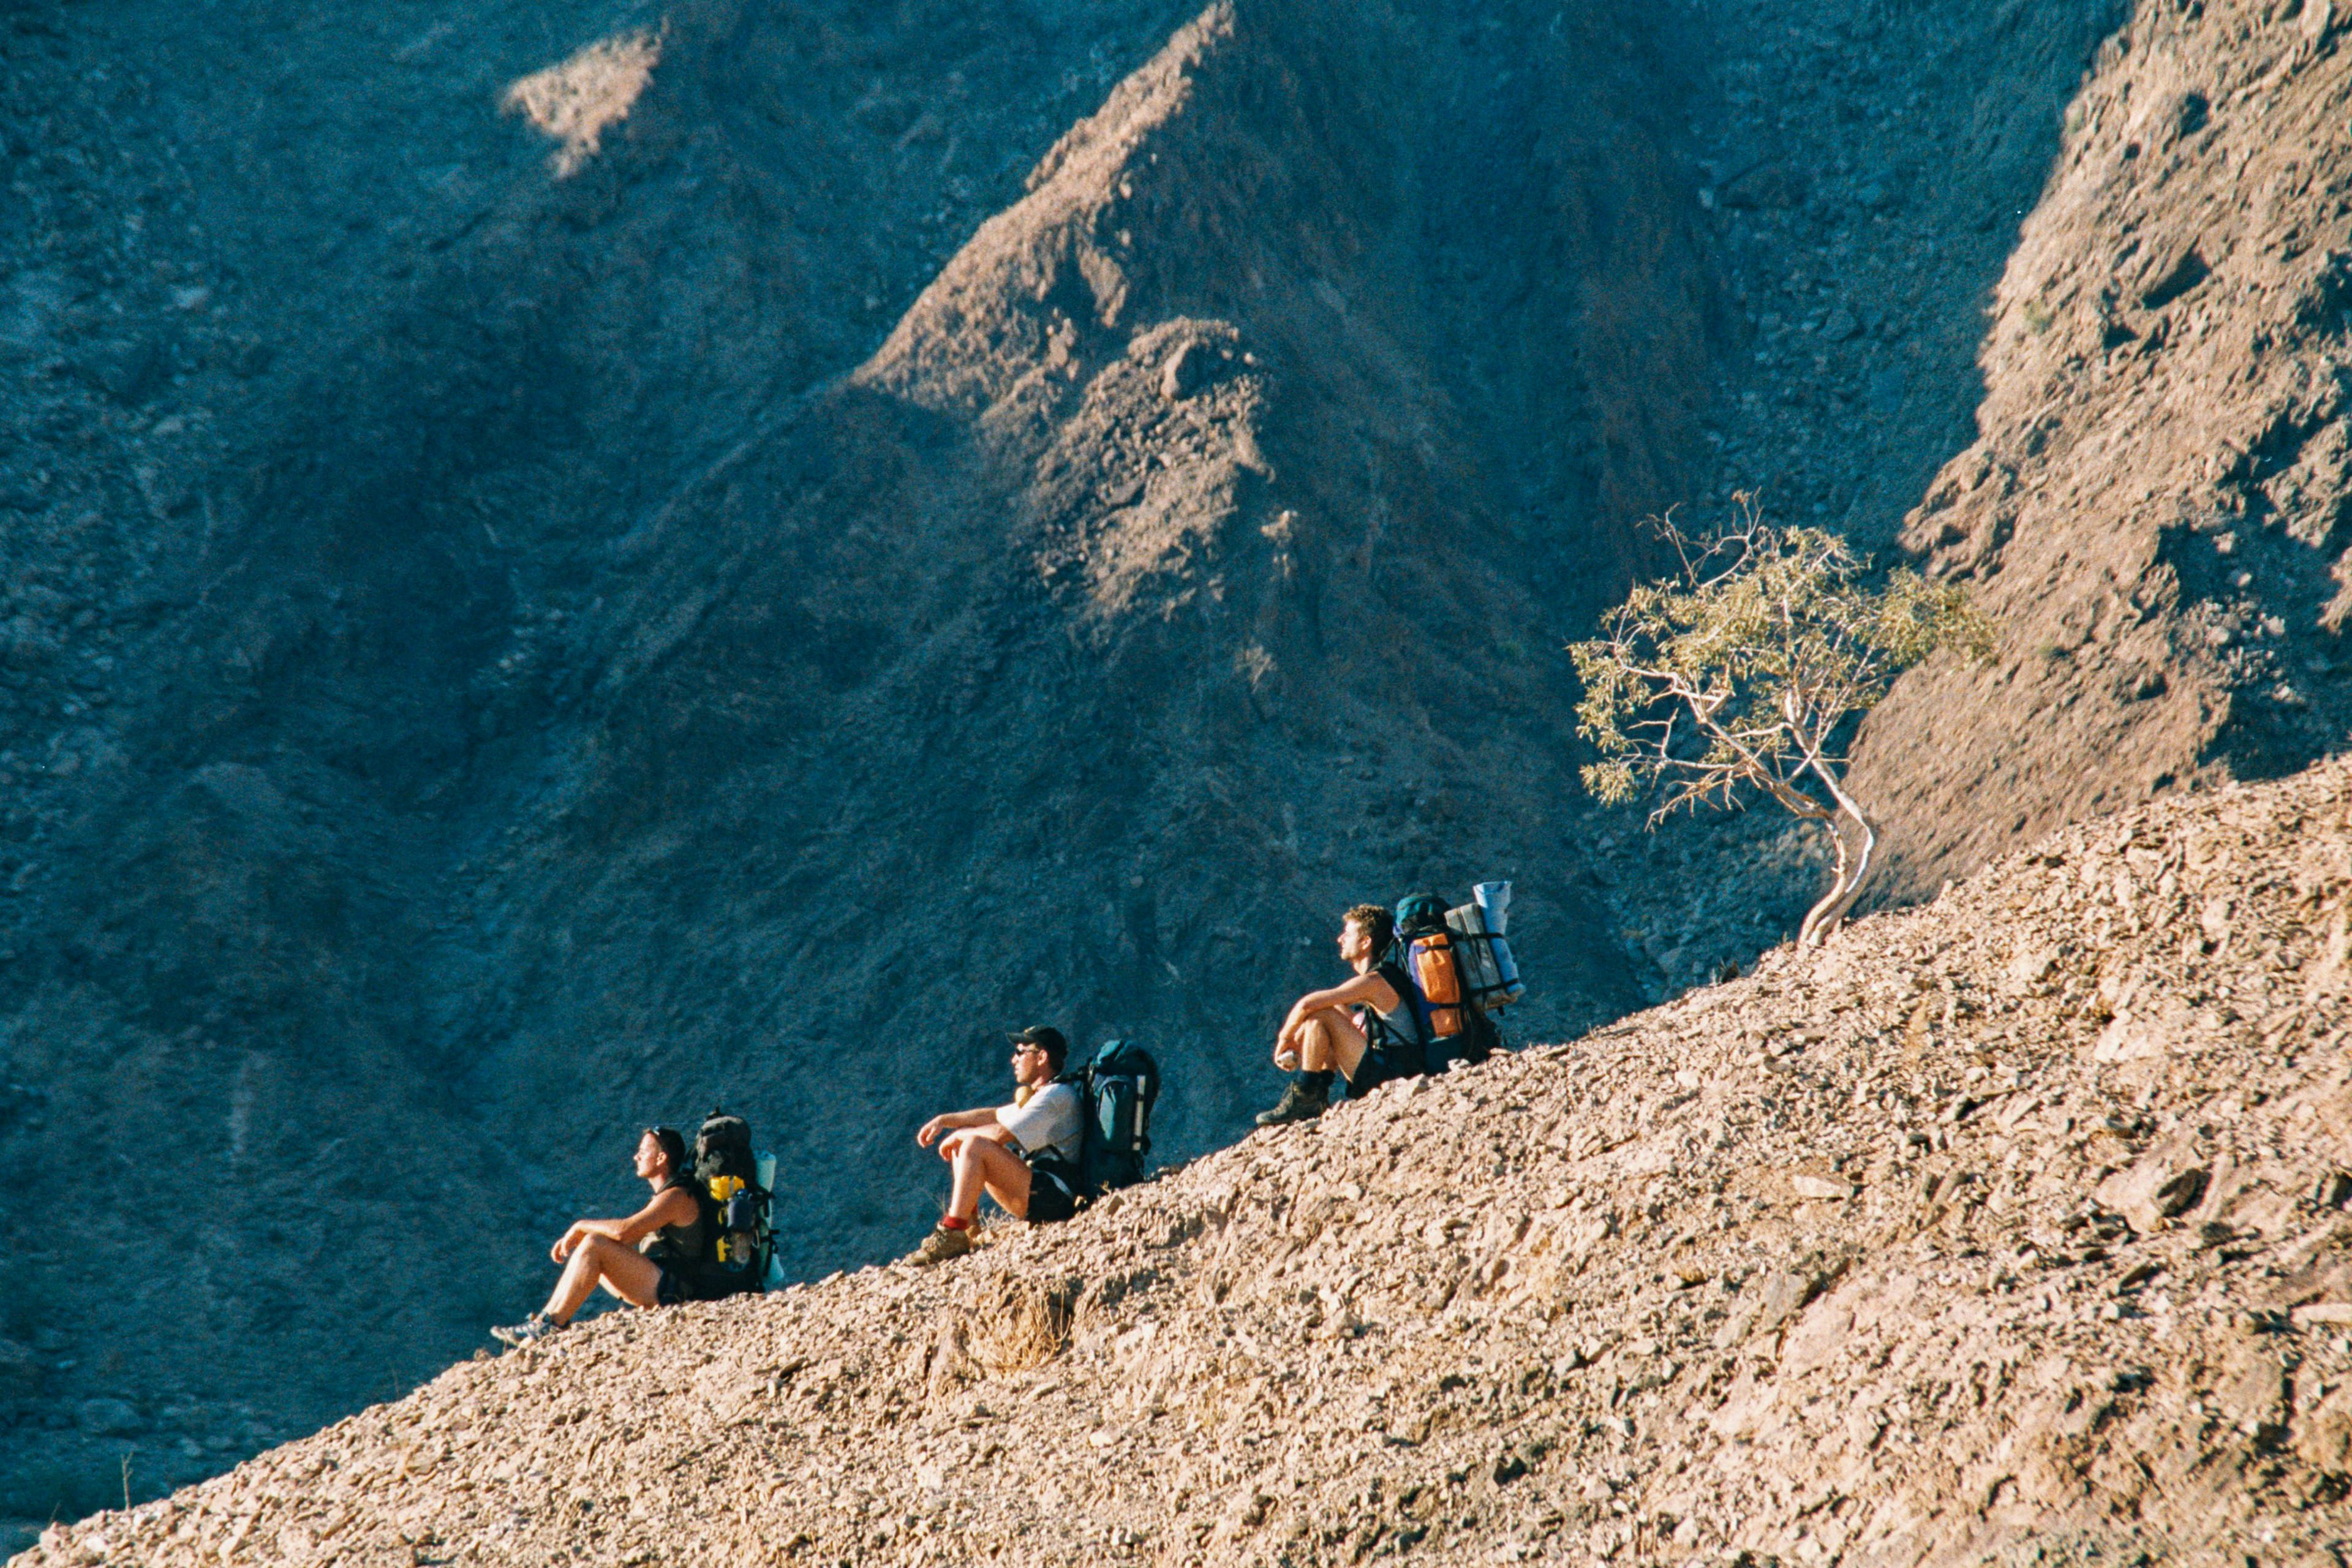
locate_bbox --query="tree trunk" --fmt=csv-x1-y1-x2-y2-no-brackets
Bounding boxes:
1797,801,1877,947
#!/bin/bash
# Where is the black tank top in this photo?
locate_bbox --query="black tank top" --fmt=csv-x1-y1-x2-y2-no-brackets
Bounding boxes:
1361,961,1426,1069
639,1176,708,1272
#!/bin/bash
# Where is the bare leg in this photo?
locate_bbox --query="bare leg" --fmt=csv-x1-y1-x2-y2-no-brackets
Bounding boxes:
543,1235,665,1323
947,1137,1034,1223
1297,1008,1370,1082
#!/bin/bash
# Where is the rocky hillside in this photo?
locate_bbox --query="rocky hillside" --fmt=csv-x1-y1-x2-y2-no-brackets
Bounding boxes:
1584,0,2143,988
7,0,2351,1540
1602,0,2352,970
1,0,1697,1521
25,755,2352,1568
1846,0,2352,897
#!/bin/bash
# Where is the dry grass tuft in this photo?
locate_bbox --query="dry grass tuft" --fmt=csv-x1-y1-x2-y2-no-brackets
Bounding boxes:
967,1276,1079,1374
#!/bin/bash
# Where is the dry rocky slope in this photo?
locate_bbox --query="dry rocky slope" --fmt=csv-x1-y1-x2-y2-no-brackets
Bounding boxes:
1585,0,2143,985
28,758,2352,1568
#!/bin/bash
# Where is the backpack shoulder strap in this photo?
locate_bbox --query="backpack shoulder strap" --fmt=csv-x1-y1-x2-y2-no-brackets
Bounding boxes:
1372,959,1427,1047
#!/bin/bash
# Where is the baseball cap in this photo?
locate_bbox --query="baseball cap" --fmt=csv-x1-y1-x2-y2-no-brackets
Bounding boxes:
1008,1025,1068,1068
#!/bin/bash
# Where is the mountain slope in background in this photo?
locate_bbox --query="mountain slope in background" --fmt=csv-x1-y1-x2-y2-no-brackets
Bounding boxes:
473,0,1714,1280
0,0,1715,1523
1848,0,2352,895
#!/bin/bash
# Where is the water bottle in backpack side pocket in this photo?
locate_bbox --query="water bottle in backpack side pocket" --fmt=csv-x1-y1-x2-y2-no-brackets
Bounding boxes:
707,1175,748,1270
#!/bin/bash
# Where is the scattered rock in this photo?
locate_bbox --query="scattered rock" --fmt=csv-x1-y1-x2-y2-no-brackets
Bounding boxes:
0,1341,40,1401
2217,1349,2286,1439
1855,169,1905,211
2297,1382,2352,1471
2097,1155,2211,1235
73,1399,142,1438
71,339,160,404
23,761,2352,1567
1721,162,1807,209
1159,337,1212,401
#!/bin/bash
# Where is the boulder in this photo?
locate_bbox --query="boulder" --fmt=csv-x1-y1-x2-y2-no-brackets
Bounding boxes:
75,1397,144,1437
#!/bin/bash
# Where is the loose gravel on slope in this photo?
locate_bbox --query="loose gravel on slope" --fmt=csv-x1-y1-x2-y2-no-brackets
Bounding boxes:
23,760,2352,1567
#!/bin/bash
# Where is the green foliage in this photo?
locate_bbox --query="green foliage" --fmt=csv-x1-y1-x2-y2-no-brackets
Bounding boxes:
1571,499,1993,827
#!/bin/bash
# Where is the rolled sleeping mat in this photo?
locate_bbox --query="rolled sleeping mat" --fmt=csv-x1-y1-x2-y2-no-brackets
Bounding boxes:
756,1152,786,1291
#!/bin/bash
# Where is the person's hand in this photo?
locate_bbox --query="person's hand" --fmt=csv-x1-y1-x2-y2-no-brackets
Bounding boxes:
936,1129,970,1162
916,1115,947,1148
549,1223,585,1265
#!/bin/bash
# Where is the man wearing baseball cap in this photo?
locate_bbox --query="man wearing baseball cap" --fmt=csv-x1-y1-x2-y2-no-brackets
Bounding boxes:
905,1025,1085,1264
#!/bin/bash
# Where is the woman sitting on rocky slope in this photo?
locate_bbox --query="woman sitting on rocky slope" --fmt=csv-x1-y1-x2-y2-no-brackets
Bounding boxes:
490,1126,723,1346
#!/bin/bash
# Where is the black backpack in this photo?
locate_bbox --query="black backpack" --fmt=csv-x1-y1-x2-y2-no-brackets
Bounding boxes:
1081,1038,1158,1196
1041,1039,1159,1202
691,1109,771,1291
1360,957,1432,1076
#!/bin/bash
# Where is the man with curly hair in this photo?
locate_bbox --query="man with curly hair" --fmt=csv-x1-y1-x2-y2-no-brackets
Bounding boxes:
1254,902,1426,1125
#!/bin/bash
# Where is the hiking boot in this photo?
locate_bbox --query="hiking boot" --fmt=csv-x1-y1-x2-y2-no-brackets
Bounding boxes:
1254,1077,1329,1126
907,1224,973,1266
489,1313,563,1348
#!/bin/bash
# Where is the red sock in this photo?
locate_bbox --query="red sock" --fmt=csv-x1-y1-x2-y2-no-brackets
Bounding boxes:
940,1215,968,1231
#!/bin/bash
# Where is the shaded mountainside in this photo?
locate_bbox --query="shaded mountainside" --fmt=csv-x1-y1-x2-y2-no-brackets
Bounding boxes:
1,0,1720,1522
1,0,1229,1519
481,0,1715,1266
1589,0,2352,978
1847,0,2352,898
1524,0,2169,995
24,758,2352,1568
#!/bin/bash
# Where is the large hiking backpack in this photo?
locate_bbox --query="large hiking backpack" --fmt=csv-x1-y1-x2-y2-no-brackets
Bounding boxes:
1042,1039,1159,1202
1443,881,1526,1011
1393,894,1469,1046
691,1109,772,1292
1390,885,1525,1071
1079,1038,1158,1197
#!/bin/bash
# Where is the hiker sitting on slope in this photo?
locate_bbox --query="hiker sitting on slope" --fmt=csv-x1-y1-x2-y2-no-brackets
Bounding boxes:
1256,902,1425,1126
906,1025,1084,1265
491,1125,722,1346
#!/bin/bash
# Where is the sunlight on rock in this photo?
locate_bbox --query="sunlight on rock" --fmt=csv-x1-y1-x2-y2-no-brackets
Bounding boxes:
501,28,660,178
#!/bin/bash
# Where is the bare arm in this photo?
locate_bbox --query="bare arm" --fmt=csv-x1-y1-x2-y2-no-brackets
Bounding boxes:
917,1107,1003,1148
1281,970,1401,1038
551,1185,699,1262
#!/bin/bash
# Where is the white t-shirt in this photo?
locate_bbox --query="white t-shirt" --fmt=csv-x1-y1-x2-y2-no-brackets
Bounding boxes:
997,1082,1083,1164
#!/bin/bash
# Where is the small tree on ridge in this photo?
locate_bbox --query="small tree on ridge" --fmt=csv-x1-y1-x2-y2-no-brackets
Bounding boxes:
1570,497,1994,948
